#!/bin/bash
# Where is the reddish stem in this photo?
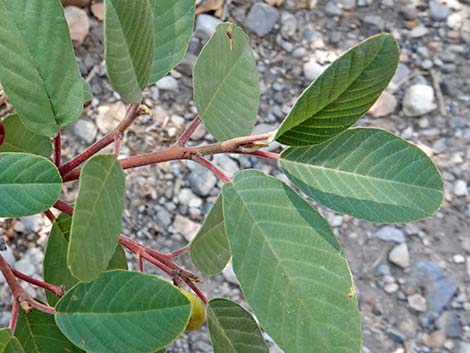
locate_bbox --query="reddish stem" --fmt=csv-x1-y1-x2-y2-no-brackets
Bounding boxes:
11,268,64,297
0,122,5,146
9,296,19,332
177,116,201,146
59,104,140,176
0,95,7,106
54,131,62,167
248,150,280,161
170,245,189,259
53,200,74,215
192,155,231,183
0,254,56,315
137,253,144,272
185,280,208,305
44,209,56,223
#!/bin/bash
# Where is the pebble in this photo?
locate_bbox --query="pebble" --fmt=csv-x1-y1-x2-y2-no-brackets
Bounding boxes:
188,164,218,197
156,76,178,91
409,25,429,38
460,342,470,353
453,254,465,264
402,84,437,117
429,1,450,21
73,119,97,144
64,6,90,47
0,247,15,283
303,59,325,81
195,14,221,41
447,12,463,30
325,2,342,16
335,0,355,9
411,260,458,322
384,282,399,293
280,12,297,38
155,208,172,228
374,226,406,243
173,215,199,242
222,263,239,285
422,329,446,348
369,91,398,117
408,293,427,312
245,3,279,36
212,155,239,177
389,243,411,268
96,102,126,134
14,248,43,276
453,180,468,196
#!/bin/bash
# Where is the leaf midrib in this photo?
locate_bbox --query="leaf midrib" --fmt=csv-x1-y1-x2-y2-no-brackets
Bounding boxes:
281,158,441,192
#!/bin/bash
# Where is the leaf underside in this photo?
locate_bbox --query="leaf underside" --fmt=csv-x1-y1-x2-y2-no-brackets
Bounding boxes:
68,155,126,282
0,0,84,137
104,0,155,103
190,196,231,275
194,23,260,141
280,128,443,223
44,213,128,306
222,170,362,353
207,298,268,353
0,115,52,157
149,0,195,84
275,33,399,146
0,153,61,217
15,309,84,353
55,270,191,353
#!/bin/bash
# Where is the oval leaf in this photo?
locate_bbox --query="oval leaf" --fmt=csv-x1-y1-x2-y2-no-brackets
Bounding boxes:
104,0,155,103
0,115,52,157
68,155,126,282
149,0,195,84
15,308,83,353
0,153,61,217
275,33,399,146
0,0,84,137
222,170,361,353
280,128,443,223
193,23,260,141
44,213,128,306
207,298,268,353
55,270,191,353
190,196,231,275
0,329,25,353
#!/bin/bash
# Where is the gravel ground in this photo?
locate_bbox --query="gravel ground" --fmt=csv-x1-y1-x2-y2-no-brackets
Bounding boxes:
1,0,469,352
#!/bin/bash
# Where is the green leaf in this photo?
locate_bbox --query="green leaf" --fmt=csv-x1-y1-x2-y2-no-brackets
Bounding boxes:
0,115,52,157
55,270,191,353
104,0,155,103
280,128,444,223
190,196,231,275
275,33,399,146
193,23,260,141
15,308,83,353
44,213,128,306
0,0,85,137
0,153,61,217
0,329,25,353
207,298,268,353
68,154,126,282
149,0,195,84
222,170,361,353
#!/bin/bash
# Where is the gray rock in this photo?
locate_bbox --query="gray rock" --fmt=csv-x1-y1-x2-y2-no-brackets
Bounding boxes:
437,311,463,338
155,208,172,227
188,164,218,197
325,2,342,16
447,12,463,30
429,0,450,21
156,76,178,91
14,247,43,276
411,260,458,323
212,155,239,177
453,180,468,196
389,243,410,268
408,293,427,312
363,15,385,30
409,25,429,38
388,63,410,92
303,59,325,81
402,84,437,116
374,226,406,243
336,0,355,9
280,12,297,38
73,119,97,144
173,215,199,242
96,101,126,134
369,91,398,117
195,14,221,41
18,215,44,233
245,3,279,36
460,342,470,353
